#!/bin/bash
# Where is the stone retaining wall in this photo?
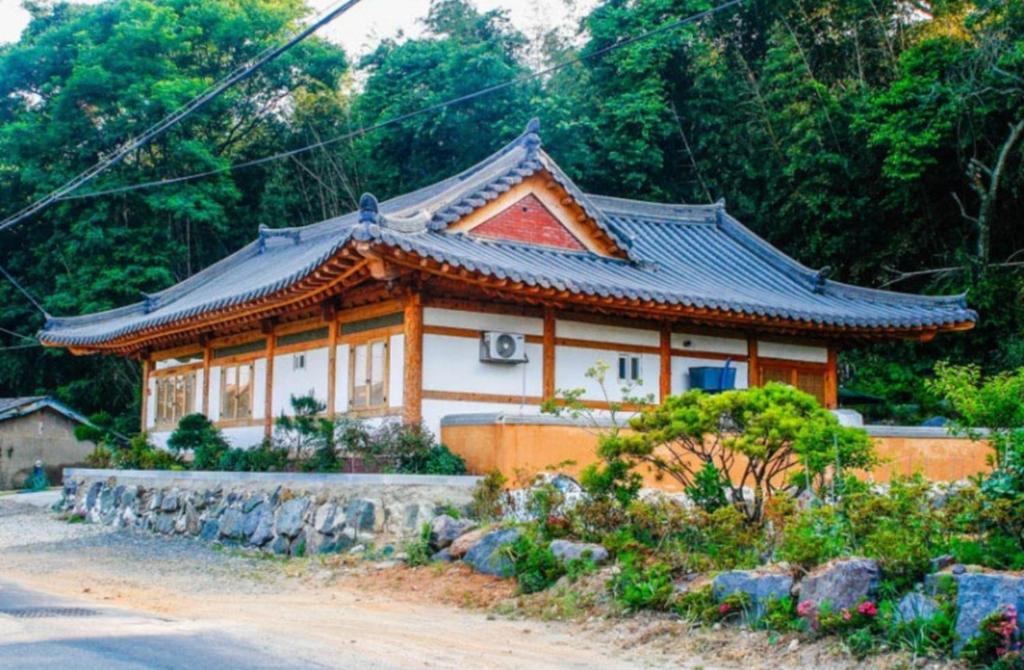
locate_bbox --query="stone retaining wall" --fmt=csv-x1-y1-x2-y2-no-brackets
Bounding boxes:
59,469,481,556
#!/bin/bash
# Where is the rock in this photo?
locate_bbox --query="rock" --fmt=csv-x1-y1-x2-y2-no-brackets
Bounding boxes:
85,481,103,510
930,554,955,573
290,531,309,557
160,489,180,513
464,528,522,577
242,495,263,513
797,558,880,611
345,499,383,533
199,519,220,541
448,528,487,559
274,497,309,538
895,592,940,623
152,513,177,535
549,539,609,565
713,569,794,618
432,548,453,562
249,508,275,547
242,502,267,537
429,515,477,550
176,503,199,535
399,503,434,534
313,503,338,534
219,508,246,540
349,544,366,555
270,534,291,555
929,571,1024,654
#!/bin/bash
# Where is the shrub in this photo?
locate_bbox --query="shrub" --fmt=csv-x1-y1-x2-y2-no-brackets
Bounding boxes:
507,532,565,594
960,604,1022,669
342,421,467,475
275,395,339,471
685,461,728,513
610,552,673,610
470,470,507,521
217,441,289,472
675,585,751,624
167,413,228,469
404,523,434,567
601,383,876,522
113,434,183,470
779,504,851,571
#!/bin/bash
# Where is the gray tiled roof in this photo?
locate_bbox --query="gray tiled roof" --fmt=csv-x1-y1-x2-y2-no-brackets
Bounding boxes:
40,122,975,347
0,396,92,425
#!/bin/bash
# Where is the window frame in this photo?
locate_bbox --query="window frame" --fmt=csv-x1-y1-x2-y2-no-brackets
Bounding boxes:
219,361,256,421
153,371,196,430
617,353,643,384
348,336,390,412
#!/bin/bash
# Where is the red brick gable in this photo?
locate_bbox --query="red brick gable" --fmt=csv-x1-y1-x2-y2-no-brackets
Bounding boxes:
470,195,586,251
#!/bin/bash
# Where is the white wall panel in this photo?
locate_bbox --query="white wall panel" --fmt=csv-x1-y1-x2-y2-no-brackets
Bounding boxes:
758,340,828,363
389,334,405,408
221,426,268,449
208,365,221,420
424,307,543,335
271,347,329,416
252,358,267,420
556,320,659,347
145,376,157,430
335,344,349,413
423,334,542,396
554,345,660,402
670,332,747,356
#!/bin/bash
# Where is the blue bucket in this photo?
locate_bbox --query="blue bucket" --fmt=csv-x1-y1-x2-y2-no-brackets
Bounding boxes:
688,359,736,393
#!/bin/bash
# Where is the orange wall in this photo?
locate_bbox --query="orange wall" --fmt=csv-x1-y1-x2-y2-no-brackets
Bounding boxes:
442,422,991,489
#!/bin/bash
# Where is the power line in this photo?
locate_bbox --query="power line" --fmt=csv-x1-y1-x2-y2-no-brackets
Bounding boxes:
0,0,366,233
0,263,50,318
55,0,745,204
0,325,39,343
0,343,42,352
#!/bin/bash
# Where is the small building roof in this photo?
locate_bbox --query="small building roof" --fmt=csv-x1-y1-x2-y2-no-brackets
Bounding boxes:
0,396,92,425
39,120,975,351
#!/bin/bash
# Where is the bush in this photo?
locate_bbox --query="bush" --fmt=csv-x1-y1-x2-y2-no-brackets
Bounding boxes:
685,461,728,513
113,434,183,470
404,523,434,567
508,532,565,594
217,441,289,472
779,504,851,572
275,395,339,471
470,470,506,521
167,414,228,469
610,552,673,611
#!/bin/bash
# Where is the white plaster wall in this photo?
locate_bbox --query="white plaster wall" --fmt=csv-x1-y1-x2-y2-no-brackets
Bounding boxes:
389,334,405,409
556,320,659,347
272,347,329,415
252,359,267,420
424,307,543,335
208,365,222,420
671,356,749,394
221,426,268,449
150,431,170,449
194,369,205,414
145,376,157,430
758,340,828,363
671,332,747,356
422,334,542,396
554,345,660,402
335,344,349,413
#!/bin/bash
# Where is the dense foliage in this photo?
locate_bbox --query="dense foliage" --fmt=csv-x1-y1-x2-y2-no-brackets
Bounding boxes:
0,0,1021,428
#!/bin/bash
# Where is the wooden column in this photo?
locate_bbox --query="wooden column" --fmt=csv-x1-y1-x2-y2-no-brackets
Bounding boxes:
263,320,276,439
824,346,839,409
201,343,212,417
659,325,672,402
140,356,153,432
747,336,760,388
326,317,339,419
542,307,556,401
403,292,423,425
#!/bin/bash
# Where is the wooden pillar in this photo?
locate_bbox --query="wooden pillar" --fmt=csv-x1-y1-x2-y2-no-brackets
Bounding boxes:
326,317,339,419
747,336,760,388
542,307,556,401
201,342,212,418
140,356,153,432
403,292,423,425
263,320,276,439
659,325,672,402
824,346,839,409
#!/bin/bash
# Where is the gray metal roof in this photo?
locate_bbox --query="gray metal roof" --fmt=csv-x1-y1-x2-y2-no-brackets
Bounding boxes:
40,121,975,348
0,396,93,425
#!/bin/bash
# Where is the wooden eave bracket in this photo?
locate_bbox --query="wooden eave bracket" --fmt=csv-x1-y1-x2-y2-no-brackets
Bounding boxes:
355,242,401,281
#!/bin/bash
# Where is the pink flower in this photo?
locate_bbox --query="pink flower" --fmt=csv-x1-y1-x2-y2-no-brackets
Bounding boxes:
719,603,731,615
857,601,878,617
797,600,816,617
842,610,852,622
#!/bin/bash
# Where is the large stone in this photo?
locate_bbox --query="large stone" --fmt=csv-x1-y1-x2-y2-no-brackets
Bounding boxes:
160,489,180,513
314,503,338,534
429,515,477,550
242,502,268,537
448,528,487,559
249,508,275,547
464,528,522,577
274,498,310,538
548,539,609,565
219,508,246,540
798,558,880,611
152,513,177,535
199,519,220,541
928,570,1024,654
270,534,291,555
345,499,383,533
895,592,940,623
399,503,434,534
85,481,103,511
713,569,794,619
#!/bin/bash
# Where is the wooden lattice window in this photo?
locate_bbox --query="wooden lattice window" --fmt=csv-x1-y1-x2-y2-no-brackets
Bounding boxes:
154,372,196,429
349,338,389,410
220,362,255,420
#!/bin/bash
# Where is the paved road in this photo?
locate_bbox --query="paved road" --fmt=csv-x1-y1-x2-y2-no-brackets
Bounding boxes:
0,580,326,669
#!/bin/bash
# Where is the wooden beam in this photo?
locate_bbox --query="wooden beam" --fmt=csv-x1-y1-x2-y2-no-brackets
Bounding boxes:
326,317,339,418
659,325,671,401
543,307,556,401
403,291,423,425
747,336,760,388
263,320,276,439
140,357,153,432
202,343,212,417
824,346,839,409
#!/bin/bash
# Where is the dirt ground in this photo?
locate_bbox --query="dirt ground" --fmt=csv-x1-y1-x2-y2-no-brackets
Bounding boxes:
0,499,956,669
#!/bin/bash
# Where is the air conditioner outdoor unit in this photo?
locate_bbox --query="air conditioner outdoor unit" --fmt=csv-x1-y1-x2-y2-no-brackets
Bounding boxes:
479,331,528,364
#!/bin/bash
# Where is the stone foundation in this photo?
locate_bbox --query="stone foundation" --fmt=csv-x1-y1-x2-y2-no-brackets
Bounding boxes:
59,469,481,556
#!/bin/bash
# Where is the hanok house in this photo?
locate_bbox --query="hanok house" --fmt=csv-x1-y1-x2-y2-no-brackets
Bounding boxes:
0,397,95,489
39,120,975,453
